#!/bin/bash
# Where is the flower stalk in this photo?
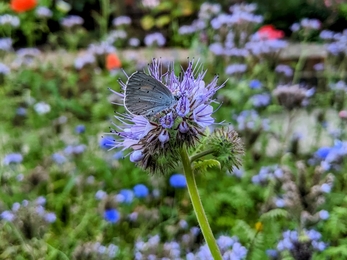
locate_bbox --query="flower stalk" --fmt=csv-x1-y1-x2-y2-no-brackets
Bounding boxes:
180,146,223,260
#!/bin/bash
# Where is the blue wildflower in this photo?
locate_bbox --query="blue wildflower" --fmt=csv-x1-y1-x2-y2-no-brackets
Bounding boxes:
169,174,187,188
319,210,329,220
52,153,67,164
252,93,271,107
3,153,23,165
104,209,120,223
99,136,115,150
75,124,85,134
119,189,134,203
133,184,149,198
249,79,262,89
315,147,331,159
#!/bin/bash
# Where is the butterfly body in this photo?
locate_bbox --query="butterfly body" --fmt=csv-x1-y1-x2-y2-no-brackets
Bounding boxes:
124,71,177,117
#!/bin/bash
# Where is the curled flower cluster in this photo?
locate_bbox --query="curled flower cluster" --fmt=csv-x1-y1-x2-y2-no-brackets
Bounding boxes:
108,59,225,173
269,229,327,259
73,242,118,260
0,198,56,239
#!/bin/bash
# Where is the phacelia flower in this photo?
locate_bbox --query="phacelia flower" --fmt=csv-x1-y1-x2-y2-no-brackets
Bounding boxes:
108,59,225,173
75,124,85,134
144,32,166,47
3,153,23,165
104,209,119,223
133,184,149,198
35,6,52,18
169,174,187,188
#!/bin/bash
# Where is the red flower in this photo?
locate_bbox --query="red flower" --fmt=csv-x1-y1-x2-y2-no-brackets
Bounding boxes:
10,0,37,13
257,25,284,40
106,53,122,70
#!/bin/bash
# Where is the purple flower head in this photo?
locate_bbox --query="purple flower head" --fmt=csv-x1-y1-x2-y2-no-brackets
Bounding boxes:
133,184,149,198
290,23,300,32
52,153,67,164
129,37,140,47
313,63,324,71
251,93,271,107
144,32,166,47
75,124,85,134
61,15,84,28
36,6,53,18
44,212,57,223
118,189,134,203
225,63,247,75
0,63,10,75
0,14,20,27
320,30,334,40
74,53,95,70
209,43,224,55
3,153,23,165
112,16,131,27
64,144,86,155
108,59,225,173
169,174,187,188
275,64,293,77
319,210,329,220
104,208,120,223
301,18,320,30
0,38,13,52
320,183,332,193
249,79,262,89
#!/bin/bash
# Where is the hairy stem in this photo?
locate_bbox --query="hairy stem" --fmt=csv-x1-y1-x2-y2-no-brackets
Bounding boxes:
180,146,222,260
190,149,215,162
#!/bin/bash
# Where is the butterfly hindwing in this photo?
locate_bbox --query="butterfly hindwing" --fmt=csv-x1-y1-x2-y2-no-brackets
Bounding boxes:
124,71,176,116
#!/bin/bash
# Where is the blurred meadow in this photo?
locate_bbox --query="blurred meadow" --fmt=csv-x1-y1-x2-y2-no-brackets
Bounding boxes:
1,0,347,259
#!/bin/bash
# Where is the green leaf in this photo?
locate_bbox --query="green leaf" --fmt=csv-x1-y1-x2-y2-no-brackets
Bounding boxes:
193,159,221,174
260,209,288,221
141,15,155,30
156,15,171,28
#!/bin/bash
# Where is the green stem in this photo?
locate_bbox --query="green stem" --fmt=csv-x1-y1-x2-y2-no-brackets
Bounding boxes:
179,146,222,260
190,149,215,162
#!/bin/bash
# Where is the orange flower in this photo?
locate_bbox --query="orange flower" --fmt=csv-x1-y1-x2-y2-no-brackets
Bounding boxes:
257,25,284,40
10,0,37,13
106,53,122,70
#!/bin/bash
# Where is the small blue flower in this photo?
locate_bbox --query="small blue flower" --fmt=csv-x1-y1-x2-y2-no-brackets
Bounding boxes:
3,153,23,165
119,189,134,203
252,93,271,107
169,174,187,188
315,147,331,159
16,107,27,116
320,183,332,193
75,124,85,134
99,136,115,150
104,209,120,223
133,184,149,198
266,249,278,259
249,79,262,89
319,210,330,220
52,153,67,164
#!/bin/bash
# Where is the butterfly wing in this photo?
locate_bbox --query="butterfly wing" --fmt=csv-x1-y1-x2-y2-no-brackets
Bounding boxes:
124,71,176,116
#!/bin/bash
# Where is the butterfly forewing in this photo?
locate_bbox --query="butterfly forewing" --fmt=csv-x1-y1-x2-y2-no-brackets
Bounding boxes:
124,71,176,116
